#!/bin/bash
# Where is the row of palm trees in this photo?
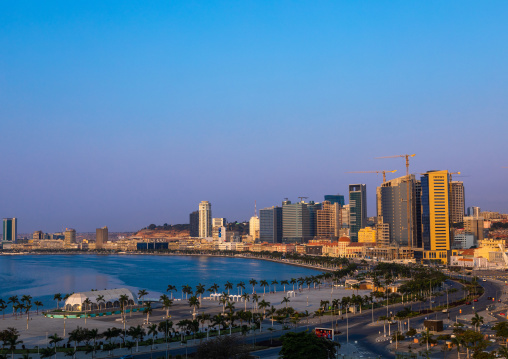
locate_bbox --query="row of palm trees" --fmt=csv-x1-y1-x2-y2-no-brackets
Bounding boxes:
0,295,44,330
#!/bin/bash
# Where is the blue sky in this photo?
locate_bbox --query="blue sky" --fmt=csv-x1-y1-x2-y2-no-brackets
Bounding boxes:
1,1,507,232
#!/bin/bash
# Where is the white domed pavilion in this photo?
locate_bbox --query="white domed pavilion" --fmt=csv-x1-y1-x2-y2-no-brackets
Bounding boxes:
64,288,137,312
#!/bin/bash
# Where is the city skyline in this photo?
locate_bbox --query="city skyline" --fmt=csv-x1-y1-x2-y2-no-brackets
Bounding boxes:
1,1,508,232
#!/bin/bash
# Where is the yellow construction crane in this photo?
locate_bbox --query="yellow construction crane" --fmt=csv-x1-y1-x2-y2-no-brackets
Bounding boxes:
346,170,397,183
449,171,461,181
376,154,416,177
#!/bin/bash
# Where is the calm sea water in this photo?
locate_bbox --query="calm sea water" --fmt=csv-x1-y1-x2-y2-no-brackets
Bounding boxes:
0,254,321,309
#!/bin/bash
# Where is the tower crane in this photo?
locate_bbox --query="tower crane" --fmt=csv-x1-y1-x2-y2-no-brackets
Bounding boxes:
376,154,416,177
376,154,416,249
449,172,461,182
298,196,309,202
346,170,397,183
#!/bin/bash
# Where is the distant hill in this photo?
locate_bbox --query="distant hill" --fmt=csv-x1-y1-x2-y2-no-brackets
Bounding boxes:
133,223,190,239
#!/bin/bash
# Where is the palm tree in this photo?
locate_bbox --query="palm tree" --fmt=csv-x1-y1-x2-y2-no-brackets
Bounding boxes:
260,280,269,298
281,297,290,310
225,281,233,295
24,303,32,329
96,295,105,310
241,293,250,311
147,323,158,351
226,301,235,313
137,289,148,305
258,299,270,317
119,294,129,322
34,301,43,315
182,285,193,300
471,312,484,332
21,295,32,305
267,306,277,327
196,283,206,302
127,325,145,352
237,281,245,295
280,280,289,293
421,329,433,351
160,294,173,318
5,327,23,359
143,302,153,324
210,283,220,295
53,294,62,310
82,298,92,325
450,336,463,359
290,278,297,291
49,333,63,356
271,280,278,293
166,285,177,300
219,293,229,314
189,295,200,319
8,296,19,316
88,328,101,358
249,279,258,294
0,301,7,320
252,293,259,312
197,313,210,332
102,327,120,346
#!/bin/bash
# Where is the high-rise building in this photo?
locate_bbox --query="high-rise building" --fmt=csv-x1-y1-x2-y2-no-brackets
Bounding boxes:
324,195,345,206
64,228,76,248
307,201,322,238
282,201,311,243
464,216,484,243
467,206,481,217
377,175,421,248
341,205,350,228
449,181,465,224
2,218,17,242
349,184,367,242
189,211,199,237
316,201,341,239
199,201,212,238
96,226,108,249
419,170,450,263
212,218,226,228
249,216,260,240
259,206,283,243
33,230,44,240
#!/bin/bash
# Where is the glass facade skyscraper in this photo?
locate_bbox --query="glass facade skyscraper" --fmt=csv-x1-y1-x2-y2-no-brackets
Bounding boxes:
259,206,283,243
349,184,366,242
2,218,17,242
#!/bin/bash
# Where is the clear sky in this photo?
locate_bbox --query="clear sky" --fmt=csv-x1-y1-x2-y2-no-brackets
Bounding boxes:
1,1,507,233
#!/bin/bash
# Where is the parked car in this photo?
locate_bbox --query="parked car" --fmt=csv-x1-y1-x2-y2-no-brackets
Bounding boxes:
465,301,471,305
474,299,478,302
500,313,506,316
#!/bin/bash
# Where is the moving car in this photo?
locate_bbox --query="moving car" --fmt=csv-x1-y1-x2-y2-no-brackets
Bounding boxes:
474,299,478,302
465,301,471,305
